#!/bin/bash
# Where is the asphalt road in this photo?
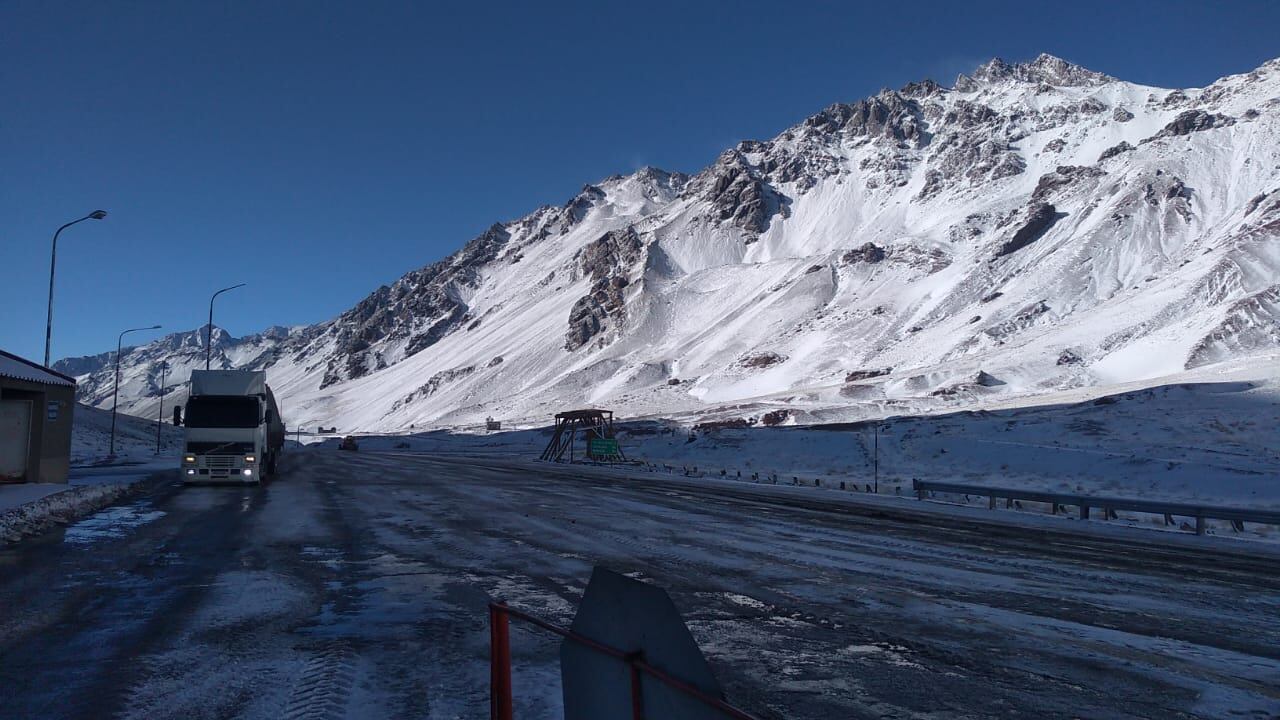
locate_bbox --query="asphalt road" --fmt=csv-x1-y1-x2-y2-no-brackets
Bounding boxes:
1,449,1277,719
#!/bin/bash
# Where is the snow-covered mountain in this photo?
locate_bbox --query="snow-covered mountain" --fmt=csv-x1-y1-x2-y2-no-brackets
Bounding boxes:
57,54,1280,432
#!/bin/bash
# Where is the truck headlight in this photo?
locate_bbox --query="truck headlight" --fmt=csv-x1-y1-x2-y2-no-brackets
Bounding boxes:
183,455,196,464
244,455,256,463
242,469,253,476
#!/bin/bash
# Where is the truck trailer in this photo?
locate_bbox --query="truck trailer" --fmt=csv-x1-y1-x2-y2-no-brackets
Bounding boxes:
174,370,284,484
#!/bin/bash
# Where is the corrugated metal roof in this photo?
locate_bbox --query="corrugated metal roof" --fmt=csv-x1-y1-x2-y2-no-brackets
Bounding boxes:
0,350,76,387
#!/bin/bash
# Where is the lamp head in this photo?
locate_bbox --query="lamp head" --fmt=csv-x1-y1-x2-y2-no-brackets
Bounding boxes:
89,210,107,220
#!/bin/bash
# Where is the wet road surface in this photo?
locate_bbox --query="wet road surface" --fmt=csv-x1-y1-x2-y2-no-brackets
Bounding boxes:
1,449,1277,719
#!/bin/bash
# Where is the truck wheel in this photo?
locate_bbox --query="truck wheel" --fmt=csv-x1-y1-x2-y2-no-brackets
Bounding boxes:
267,453,278,477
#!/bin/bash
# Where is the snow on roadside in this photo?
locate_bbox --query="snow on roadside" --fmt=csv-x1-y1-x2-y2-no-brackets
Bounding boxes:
0,478,152,545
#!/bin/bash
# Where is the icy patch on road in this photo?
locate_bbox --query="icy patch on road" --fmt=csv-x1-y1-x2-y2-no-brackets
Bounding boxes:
722,592,770,612
840,642,925,669
63,501,165,545
192,570,312,629
1,481,145,545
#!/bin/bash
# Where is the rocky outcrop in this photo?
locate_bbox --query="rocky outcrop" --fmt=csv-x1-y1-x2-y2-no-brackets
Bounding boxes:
841,242,886,264
563,184,606,227
1098,141,1134,162
996,203,1061,256
1031,165,1106,202
698,151,790,238
984,300,1052,339
320,223,511,388
918,100,1024,200
969,54,1113,87
1245,191,1270,216
845,367,891,382
1186,285,1280,368
803,92,925,145
564,227,644,351
1057,349,1083,365
390,365,477,412
1148,110,1236,140
739,352,787,369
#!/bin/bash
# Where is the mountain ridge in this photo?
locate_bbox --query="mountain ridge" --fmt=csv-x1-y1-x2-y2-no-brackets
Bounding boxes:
56,54,1280,431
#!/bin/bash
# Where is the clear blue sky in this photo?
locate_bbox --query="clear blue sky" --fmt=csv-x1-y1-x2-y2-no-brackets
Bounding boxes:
3,0,1277,363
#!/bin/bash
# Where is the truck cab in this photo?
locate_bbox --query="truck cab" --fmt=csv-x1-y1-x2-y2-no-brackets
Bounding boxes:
175,370,284,484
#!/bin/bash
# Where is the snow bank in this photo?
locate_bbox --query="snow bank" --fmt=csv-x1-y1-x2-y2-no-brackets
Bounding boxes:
0,478,151,545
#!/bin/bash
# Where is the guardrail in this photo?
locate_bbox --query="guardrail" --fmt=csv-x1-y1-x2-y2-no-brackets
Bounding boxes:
911,479,1280,535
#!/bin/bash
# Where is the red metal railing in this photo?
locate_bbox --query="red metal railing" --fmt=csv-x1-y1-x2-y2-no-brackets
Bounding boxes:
489,601,761,720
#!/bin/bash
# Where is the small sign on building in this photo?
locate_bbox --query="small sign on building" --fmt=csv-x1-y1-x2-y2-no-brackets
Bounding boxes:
47,401,59,421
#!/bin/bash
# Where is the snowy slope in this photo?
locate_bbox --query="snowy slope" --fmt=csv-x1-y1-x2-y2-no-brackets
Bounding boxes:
71,402,184,464
57,54,1280,432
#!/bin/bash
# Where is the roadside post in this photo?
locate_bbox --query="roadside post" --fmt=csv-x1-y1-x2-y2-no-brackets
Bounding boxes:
489,567,759,720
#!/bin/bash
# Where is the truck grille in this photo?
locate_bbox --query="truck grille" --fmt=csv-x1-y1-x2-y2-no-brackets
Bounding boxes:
205,455,239,469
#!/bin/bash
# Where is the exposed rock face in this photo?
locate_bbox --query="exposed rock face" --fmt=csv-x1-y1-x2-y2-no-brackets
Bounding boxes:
759,409,790,426
969,54,1114,87
1245,191,1270,215
321,223,511,388
1057,349,1083,365
740,352,786,369
1098,141,1135,162
696,150,790,238
985,301,1052,339
1113,107,1134,122
996,203,1061,256
845,367,891,382
391,365,476,411
564,227,645,351
974,370,1003,387
803,92,926,144
1186,285,1280,367
918,100,1025,200
841,242,886,264
563,184,606,227
1150,110,1236,140
1032,165,1106,202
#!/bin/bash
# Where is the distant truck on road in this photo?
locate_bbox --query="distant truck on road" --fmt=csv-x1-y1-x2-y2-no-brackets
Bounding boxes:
174,370,284,484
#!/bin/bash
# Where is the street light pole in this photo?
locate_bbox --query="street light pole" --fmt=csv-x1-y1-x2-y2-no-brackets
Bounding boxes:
155,360,168,455
44,210,108,367
109,325,161,459
206,283,246,370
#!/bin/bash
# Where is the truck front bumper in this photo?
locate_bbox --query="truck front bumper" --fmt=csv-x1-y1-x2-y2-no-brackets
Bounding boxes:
182,456,259,484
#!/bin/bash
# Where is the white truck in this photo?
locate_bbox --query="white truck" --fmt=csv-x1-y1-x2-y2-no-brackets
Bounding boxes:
174,369,284,484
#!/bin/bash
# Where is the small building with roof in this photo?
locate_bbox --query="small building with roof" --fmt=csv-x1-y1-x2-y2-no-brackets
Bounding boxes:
1,349,77,484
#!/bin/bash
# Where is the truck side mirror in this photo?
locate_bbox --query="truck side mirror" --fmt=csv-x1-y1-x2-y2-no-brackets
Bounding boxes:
173,406,183,426
265,409,275,424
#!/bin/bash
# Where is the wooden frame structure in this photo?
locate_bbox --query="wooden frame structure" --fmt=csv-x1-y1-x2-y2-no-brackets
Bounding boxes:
539,409,625,463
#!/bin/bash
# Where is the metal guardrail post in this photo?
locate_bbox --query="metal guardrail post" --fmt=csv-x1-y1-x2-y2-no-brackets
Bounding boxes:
490,604,513,720
628,652,645,720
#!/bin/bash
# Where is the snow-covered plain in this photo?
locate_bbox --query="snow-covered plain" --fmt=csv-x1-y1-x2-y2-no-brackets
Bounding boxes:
55,55,1280,444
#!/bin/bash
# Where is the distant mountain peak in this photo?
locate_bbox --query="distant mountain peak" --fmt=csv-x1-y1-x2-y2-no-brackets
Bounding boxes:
958,54,1113,90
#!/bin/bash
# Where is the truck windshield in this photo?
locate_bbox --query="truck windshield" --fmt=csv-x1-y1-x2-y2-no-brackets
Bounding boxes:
186,396,259,428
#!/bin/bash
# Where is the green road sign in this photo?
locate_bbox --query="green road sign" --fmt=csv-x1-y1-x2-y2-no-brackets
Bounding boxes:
588,438,620,457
